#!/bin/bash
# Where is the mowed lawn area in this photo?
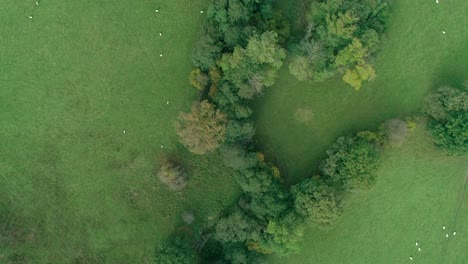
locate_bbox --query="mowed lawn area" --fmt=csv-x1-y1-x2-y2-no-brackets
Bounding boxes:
270,126,468,264
255,0,468,183
0,0,240,263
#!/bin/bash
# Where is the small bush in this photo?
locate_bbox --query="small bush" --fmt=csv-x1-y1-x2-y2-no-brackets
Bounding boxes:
381,119,409,146
157,159,188,191
181,211,195,225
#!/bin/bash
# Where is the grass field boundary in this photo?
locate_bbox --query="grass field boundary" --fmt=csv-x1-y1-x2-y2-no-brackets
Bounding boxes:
441,168,468,264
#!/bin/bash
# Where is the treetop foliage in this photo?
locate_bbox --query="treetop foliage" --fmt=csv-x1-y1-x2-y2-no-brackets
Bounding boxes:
320,133,381,191
154,237,197,264
292,177,341,228
219,31,286,99
176,100,228,155
289,0,389,89
424,85,468,155
169,0,392,262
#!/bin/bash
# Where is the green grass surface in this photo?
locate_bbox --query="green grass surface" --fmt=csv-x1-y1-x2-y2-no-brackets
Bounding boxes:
0,0,240,263
256,0,468,184
270,125,468,264
1,0,467,263
257,0,468,263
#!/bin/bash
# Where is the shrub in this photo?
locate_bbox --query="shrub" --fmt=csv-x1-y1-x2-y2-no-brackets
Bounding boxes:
182,211,195,225
157,159,188,191
214,209,261,244
381,119,410,146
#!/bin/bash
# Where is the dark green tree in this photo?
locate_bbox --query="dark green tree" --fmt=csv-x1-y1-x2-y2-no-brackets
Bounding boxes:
292,177,341,228
219,31,286,99
214,209,261,244
424,86,468,155
257,213,305,256
320,133,381,190
154,237,197,264
223,243,266,264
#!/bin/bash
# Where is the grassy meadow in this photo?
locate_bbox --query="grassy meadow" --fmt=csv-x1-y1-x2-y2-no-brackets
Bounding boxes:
0,0,241,263
255,0,468,184
0,0,467,263
256,0,468,263
269,125,468,263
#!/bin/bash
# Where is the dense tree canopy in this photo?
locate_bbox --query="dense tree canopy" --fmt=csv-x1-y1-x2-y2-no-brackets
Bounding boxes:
289,0,390,89
292,177,341,228
154,237,197,264
219,31,286,99
424,86,468,154
214,209,261,244
320,133,381,190
257,213,305,256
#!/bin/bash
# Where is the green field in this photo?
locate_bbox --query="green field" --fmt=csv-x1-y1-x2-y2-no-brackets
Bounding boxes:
270,125,468,263
1,0,467,263
256,0,468,263
0,0,241,263
255,0,468,184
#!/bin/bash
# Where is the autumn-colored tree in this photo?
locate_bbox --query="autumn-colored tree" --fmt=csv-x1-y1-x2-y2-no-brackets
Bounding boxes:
176,100,227,154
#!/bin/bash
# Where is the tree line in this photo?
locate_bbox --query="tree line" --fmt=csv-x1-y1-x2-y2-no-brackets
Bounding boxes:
153,0,467,263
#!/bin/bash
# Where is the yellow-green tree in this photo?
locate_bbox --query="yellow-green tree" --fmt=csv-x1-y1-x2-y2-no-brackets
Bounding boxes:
189,68,209,91
342,63,376,91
